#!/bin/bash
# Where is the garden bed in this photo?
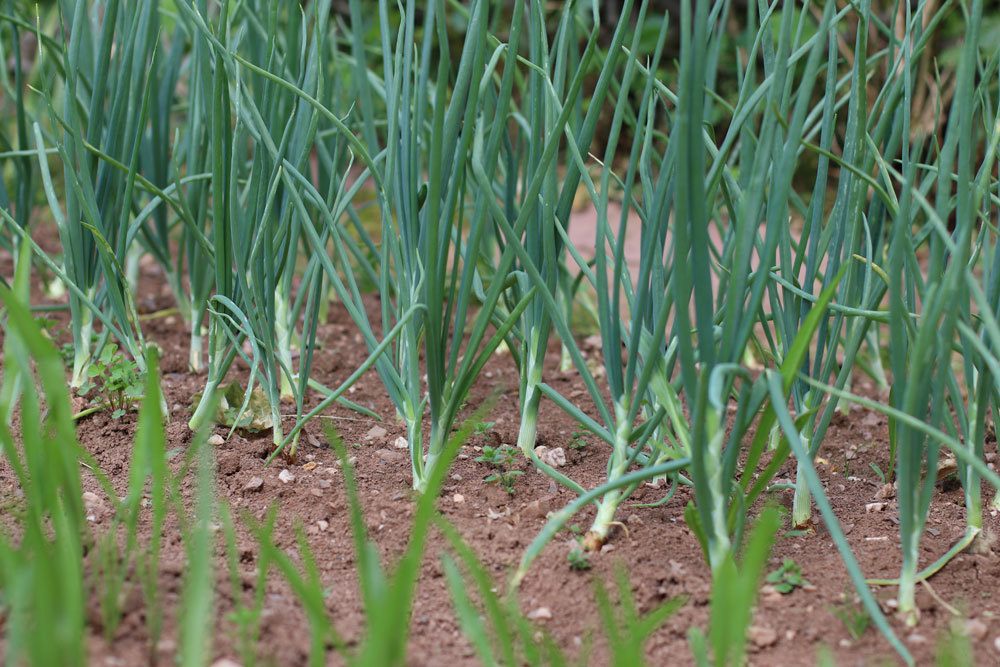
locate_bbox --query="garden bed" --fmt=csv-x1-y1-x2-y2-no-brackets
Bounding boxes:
15,255,995,667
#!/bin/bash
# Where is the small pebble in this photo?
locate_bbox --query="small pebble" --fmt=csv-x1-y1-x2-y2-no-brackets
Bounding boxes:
527,607,552,621
748,625,778,649
207,434,225,446
309,488,323,498
244,476,264,492
278,469,296,484
393,436,408,449
211,658,241,667
535,446,567,467
964,619,988,640
760,584,783,605
376,449,406,464
317,520,329,531
453,494,465,504
365,425,388,441
156,639,177,655
875,483,895,500
302,461,318,471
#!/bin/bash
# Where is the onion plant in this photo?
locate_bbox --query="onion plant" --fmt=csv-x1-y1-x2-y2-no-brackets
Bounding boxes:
297,0,555,491
37,0,161,384
884,0,988,625
180,0,374,454
515,0,835,555
487,0,643,475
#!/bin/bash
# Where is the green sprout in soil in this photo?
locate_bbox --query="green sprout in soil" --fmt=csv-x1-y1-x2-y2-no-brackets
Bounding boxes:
484,470,524,496
569,430,590,450
473,420,495,436
476,444,523,495
568,547,592,571
766,558,812,594
476,444,517,468
831,600,871,640
75,344,145,420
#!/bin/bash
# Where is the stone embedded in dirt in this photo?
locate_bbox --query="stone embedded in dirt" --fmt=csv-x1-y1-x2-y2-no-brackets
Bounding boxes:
600,544,615,554
207,433,225,446
626,514,642,525
964,618,989,640
82,491,109,522
309,488,323,498
278,469,296,484
535,446,566,467
244,476,264,492
994,636,1000,653
875,483,896,500
156,638,177,656
453,494,465,504
210,660,241,667
527,607,553,621
376,448,406,464
317,520,329,532
865,501,886,513
760,584,783,605
302,461,318,471
487,507,510,520
906,633,928,645
393,436,408,449
748,625,778,649
523,496,558,519
365,425,388,441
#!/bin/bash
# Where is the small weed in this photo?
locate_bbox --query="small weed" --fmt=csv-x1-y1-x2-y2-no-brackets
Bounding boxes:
484,470,524,495
831,600,871,640
766,558,812,594
77,344,144,419
569,430,589,450
475,444,517,468
568,547,591,571
477,444,522,495
473,420,495,436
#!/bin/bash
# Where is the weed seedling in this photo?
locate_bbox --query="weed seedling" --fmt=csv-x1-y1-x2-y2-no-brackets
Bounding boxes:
77,344,145,419
476,444,517,468
477,444,523,495
484,470,524,496
473,420,495,436
832,600,871,640
569,430,590,450
568,547,592,571
766,558,812,594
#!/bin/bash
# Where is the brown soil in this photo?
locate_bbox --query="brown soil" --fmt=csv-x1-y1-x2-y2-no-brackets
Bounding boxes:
3,246,1000,667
